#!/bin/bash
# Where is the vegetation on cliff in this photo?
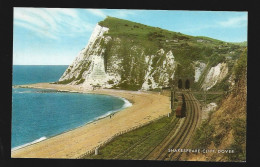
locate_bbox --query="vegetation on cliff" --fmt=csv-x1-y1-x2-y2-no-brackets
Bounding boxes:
187,49,247,162
59,16,246,91
100,17,245,90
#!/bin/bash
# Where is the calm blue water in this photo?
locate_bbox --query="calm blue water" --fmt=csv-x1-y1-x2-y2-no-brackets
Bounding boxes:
12,65,127,149
12,65,68,85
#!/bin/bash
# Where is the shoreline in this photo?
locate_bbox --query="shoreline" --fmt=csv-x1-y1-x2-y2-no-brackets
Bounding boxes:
11,96,131,152
12,85,132,151
11,83,171,158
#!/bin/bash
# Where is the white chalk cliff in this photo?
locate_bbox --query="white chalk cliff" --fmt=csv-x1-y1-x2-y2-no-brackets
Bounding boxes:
59,24,178,90
201,62,229,90
59,24,112,89
58,18,240,91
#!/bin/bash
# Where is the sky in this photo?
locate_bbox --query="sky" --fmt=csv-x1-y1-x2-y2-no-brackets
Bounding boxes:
13,8,248,65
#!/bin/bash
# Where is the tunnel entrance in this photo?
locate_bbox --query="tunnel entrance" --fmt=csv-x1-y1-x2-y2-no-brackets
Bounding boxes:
185,79,190,89
178,79,183,89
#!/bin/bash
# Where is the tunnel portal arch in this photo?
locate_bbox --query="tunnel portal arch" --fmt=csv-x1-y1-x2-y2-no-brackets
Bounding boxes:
185,79,190,89
173,77,194,90
178,79,183,89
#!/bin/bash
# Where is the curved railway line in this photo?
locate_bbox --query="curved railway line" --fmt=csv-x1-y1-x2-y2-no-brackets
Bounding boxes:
143,92,201,161
84,92,201,161
113,114,180,159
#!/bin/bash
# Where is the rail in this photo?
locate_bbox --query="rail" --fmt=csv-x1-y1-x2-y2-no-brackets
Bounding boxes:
76,112,169,159
142,92,201,160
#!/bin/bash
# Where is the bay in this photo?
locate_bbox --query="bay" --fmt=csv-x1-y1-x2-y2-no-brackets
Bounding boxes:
12,65,127,149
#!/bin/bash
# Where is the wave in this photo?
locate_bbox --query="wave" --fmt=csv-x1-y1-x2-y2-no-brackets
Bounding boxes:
13,88,78,94
92,97,132,122
15,91,45,94
11,136,47,151
13,89,58,94
121,97,133,108
47,97,133,139
14,90,33,94
11,94,132,151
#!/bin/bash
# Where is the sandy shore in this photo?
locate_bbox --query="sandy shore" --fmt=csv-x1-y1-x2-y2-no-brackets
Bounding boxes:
11,83,171,159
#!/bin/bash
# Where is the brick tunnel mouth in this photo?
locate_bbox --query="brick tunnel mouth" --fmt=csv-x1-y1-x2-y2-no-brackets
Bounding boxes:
178,79,183,89
185,79,190,89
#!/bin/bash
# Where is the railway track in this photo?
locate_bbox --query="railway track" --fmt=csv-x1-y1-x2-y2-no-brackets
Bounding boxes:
166,93,201,160
113,115,180,160
85,92,201,160
143,92,201,161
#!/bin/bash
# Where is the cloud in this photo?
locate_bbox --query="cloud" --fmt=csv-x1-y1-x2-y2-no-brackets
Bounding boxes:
86,9,107,18
111,10,137,18
218,15,247,28
175,15,248,34
85,8,137,19
14,8,94,39
14,21,58,39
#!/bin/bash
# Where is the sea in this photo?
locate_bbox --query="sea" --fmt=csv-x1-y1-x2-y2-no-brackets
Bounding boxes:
12,65,131,150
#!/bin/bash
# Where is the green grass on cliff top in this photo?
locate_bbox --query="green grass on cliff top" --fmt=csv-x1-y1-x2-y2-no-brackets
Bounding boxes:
98,16,245,62
99,16,223,44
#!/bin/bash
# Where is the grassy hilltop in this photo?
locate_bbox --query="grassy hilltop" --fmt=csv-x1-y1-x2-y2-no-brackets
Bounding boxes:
99,16,245,90
58,16,246,92
99,16,245,62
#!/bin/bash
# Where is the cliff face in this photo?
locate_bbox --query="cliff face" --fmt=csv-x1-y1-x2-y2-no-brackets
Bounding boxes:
201,62,229,90
59,24,111,89
186,49,247,162
58,17,245,91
